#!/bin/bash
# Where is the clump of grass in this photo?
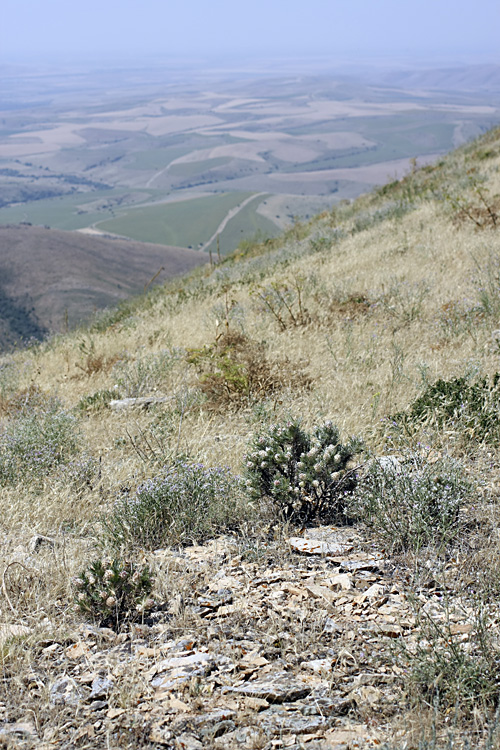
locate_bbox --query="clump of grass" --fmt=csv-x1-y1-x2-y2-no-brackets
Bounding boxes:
391,373,500,444
74,558,154,631
112,347,182,397
398,599,500,725
103,458,244,550
187,330,310,409
351,453,470,552
0,395,80,487
245,418,362,525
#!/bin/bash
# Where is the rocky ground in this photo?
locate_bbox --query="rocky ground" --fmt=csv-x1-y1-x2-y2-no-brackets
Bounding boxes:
0,525,486,749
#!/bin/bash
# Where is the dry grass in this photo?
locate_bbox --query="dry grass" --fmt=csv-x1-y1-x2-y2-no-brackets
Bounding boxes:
1,127,500,746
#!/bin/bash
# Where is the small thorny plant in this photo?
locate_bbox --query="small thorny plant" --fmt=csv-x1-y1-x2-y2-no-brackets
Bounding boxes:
245,419,362,524
104,458,242,550
73,558,154,631
351,453,471,552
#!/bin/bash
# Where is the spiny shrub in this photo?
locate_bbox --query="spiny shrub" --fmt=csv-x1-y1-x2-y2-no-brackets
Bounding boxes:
245,419,362,524
392,373,500,443
73,558,154,631
104,459,243,550
351,453,470,552
187,330,310,409
0,398,80,486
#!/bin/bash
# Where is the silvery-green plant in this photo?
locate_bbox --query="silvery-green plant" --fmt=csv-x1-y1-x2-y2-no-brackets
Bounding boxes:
0,398,80,486
104,458,242,549
351,453,470,552
245,419,362,524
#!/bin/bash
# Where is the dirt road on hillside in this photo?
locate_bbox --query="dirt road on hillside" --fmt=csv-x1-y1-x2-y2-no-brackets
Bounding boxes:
199,193,266,252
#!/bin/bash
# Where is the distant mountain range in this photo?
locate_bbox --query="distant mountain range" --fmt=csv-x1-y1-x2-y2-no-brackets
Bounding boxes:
0,224,206,350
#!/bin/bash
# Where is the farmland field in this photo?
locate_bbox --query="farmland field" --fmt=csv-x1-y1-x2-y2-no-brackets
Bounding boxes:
204,194,281,255
1,60,499,251
97,192,256,248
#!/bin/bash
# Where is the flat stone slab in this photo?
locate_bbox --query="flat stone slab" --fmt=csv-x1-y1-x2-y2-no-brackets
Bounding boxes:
109,396,167,411
288,537,351,556
224,672,313,703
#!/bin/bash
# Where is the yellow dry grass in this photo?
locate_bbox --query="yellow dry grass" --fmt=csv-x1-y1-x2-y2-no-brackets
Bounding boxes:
1,127,500,744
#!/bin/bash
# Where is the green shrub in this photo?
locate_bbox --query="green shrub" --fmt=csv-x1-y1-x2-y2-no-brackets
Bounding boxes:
0,398,80,486
245,419,362,525
392,373,500,443
351,453,470,552
73,558,154,631
187,331,310,409
104,459,243,550
77,389,116,413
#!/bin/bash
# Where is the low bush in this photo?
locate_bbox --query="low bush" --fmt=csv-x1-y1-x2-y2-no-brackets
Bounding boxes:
0,397,80,486
187,330,310,409
73,558,154,631
391,373,500,444
351,453,470,552
104,458,243,549
77,389,116,413
245,419,362,525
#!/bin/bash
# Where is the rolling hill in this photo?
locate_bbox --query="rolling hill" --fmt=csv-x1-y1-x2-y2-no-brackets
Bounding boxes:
0,224,206,349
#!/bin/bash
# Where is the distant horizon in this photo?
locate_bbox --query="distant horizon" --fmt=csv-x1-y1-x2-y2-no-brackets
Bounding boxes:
2,0,499,68
2,51,500,75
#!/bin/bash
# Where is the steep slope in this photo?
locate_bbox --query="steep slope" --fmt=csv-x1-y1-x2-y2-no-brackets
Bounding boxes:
1,127,500,747
0,224,206,348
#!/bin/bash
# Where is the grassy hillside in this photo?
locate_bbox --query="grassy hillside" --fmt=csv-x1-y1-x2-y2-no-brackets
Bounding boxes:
1,127,500,747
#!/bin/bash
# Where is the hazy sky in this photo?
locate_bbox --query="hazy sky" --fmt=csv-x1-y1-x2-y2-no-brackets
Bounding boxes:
2,0,499,64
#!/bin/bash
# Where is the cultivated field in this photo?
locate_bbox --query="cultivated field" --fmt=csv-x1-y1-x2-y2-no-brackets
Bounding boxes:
1,60,499,253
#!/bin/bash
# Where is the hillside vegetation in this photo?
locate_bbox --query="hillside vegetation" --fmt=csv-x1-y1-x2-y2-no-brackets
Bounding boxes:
1,127,500,748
